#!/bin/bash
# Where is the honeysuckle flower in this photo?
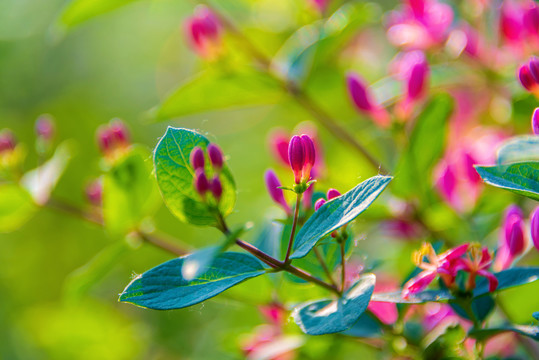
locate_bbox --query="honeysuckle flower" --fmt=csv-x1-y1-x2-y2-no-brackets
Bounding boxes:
386,0,453,50
300,135,315,181
35,115,55,141
519,62,539,93
208,143,223,171
368,277,399,325
494,205,523,271
194,168,210,196
393,51,429,119
268,129,290,167
456,244,498,292
0,129,16,154
402,243,469,298
505,212,526,257
346,72,391,128
184,6,222,59
532,107,539,134
288,135,305,184
190,146,205,171
531,206,539,250
264,169,291,215
314,198,326,211
500,1,525,46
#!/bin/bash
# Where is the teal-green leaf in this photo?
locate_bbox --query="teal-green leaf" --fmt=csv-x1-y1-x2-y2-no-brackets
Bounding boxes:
372,267,539,303
103,145,160,234
496,136,539,165
58,0,139,29
341,312,383,338
153,127,236,226
290,175,392,259
0,183,37,233
392,94,453,198
152,69,282,120
475,161,539,201
468,325,539,342
291,274,375,335
119,252,266,310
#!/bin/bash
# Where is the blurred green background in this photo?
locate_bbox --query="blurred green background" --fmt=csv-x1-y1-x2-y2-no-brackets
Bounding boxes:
1,0,539,359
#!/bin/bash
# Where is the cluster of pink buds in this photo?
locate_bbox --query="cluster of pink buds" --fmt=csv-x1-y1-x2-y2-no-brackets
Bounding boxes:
190,144,224,203
184,6,222,59
518,56,539,95
314,188,341,237
96,119,130,159
391,51,430,119
0,129,16,156
500,1,539,51
532,108,539,134
85,178,103,206
402,242,498,298
346,72,391,128
385,0,453,50
288,134,315,186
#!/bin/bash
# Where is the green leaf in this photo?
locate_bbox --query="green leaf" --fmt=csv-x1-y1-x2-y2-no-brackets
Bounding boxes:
291,274,375,335
0,183,37,233
468,325,539,342
372,267,539,303
119,252,266,310
392,94,453,198
475,161,539,201
341,312,383,338
534,312,539,321
291,175,392,259
103,145,160,234
424,325,467,359
497,136,539,165
21,141,72,205
450,295,495,323
58,0,139,29
152,69,282,120
154,127,236,226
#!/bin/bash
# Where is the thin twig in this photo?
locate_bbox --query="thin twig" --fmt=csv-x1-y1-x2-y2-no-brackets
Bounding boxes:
313,247,338,288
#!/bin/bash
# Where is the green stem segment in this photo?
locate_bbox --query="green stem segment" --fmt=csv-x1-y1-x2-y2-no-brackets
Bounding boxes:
313,247,338,288
284,193,302,264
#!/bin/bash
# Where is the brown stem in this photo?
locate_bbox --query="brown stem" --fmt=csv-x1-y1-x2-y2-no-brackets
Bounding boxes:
284,193,302,264
137,232,187,257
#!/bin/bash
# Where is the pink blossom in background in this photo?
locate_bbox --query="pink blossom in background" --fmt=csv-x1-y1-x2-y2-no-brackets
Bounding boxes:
368,277,399,324
184,6,222,59
386,0,453,50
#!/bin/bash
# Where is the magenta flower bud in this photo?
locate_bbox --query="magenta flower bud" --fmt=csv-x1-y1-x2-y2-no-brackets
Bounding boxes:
408,0,425,18
264,169,291,215
436,163,456,201
462,152,481,184
109,119,129,145
35,115,55,140
210,176,223,201
85,179,103,206
346,72,374,112
0,129,16,154
184,6,222,58
518,64,536,91
505,215,526,257
532,108,539,135
524,5,539,37
327,188,341,200
96,127,113,154
300,134,315,181
314,198,326,211
407,59,429,101
207,143,224,170
194,168,210,196
288,135,305,184
190,146,205,171
529,57,539,83
268,130,290,166
531,206,539,251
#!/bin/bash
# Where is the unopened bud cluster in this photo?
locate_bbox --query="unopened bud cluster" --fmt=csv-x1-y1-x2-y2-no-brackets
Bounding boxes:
184,6,222,59
96,119,130,159
314,188,343,238
190,144,224,203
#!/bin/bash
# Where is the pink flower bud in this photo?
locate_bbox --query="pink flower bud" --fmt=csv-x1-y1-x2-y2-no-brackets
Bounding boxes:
207,143,223,170
462,152,481,184
408,0,425,18
184,6,222,59
529,57,539,83
436,162,456,202
407,59,429,101
500,2,524,43
0,130,16,154
268,130,290,166
96,127,113,154
96,120,130,155
346,72,374,112
264,170,291,215
288,135,305,184
109,119,129,145
210,176,223,201
531,206,539,251
314,198,326,211
35,115,55,140
194,168,210,196
518,64,537,91
300,134,315,181
190,146,205,171
327,188,341,200
85,179,103,206
523,4,539,37
532,108,539,135
505,215,525,257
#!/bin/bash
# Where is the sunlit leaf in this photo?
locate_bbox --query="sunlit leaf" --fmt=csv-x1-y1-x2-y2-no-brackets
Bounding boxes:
468,325,539,342
291,274,375,335
119,252,266,310
291,175,392,259
58,0,140,29
341,312,383,338
475,161,539,201
154,127,236,226
496,136,539,165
